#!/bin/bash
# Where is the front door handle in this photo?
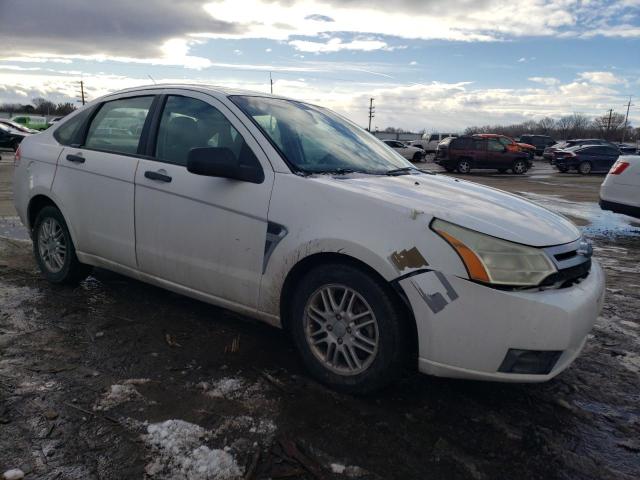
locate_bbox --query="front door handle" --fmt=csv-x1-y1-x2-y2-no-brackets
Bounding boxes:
144,170,172,183
66,154,85,163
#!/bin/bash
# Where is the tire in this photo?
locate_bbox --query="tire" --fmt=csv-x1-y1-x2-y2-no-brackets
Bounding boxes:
497,168,508,174
289,263,409,394
578,161,592,175
412,152,422,162
33,206,92,284
456,158,471,174
512,159,527,174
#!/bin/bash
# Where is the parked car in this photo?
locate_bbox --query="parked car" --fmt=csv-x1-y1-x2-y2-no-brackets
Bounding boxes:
382,140,425,161
544,139,615,162
600,155,640,218
474,133,536,159
616,143,639,155
518,134,555,156
0,119,39,134
412,133,459,153
10,115,49,131
436,135,532,174
0,123,27,151
553,144,620,174
13,85,604,393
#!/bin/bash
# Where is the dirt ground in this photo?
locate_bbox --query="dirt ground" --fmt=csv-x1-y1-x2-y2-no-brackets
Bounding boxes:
1,153,639,480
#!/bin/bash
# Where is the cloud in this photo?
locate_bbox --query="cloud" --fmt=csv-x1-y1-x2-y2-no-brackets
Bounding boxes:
2,69,636,131
0,0,244,65
289,38,392,52
577,71,623,84
529,76,560,86
305,14,335,22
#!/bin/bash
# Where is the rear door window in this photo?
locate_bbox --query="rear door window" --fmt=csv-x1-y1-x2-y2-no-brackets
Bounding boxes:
84,96,154,155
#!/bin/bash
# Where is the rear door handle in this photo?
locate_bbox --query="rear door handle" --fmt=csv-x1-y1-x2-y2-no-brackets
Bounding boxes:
144,170,172,183
66,154,85,163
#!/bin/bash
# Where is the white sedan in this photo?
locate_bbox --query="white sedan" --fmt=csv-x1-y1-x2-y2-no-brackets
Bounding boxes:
382,139,425,162
600,155,640,218
13,85,605,393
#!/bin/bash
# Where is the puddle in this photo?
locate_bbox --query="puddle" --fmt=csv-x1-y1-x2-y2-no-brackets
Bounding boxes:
519,192,640,238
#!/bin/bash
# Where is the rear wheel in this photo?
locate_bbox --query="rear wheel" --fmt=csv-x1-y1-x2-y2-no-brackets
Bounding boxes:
512,159,527,174
578,161,592,175
289,263,409,394
457,158,471,174
33,206,92,284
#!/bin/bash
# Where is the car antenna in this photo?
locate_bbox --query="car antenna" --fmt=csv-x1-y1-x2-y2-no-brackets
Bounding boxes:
147,74,157,85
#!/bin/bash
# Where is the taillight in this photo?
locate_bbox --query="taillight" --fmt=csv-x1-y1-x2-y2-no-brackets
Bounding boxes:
14,145,21,166
609,161,629,175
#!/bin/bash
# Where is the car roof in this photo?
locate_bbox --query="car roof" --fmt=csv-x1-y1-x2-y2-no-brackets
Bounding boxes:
100,83,295,102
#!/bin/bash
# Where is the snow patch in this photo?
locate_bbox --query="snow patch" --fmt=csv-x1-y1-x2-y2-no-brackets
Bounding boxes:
329,463,367,477
143,419,243,479
619,352,640,373
197,377,245,399
94,384,142,411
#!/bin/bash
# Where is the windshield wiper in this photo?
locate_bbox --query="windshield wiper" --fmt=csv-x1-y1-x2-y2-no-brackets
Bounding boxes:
385,166,420,176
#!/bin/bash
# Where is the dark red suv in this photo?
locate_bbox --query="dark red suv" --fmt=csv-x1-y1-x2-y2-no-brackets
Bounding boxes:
435,136,532,174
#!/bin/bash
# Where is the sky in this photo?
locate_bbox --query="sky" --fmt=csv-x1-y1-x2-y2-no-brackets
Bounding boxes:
0,0,639,132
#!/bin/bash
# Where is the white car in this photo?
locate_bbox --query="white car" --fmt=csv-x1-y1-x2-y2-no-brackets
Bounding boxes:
382,140,424,162
412,133,459,153
600,155,640,218
13,85,605,393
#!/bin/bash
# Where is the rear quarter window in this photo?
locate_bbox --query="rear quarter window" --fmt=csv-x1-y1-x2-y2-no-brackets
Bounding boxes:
53,107,96,145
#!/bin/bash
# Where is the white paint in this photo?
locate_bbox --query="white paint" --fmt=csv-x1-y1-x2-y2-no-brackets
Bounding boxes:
600,155,640,217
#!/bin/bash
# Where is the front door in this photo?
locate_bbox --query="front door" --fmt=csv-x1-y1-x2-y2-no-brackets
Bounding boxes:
52,95,155,268
134,91,274,309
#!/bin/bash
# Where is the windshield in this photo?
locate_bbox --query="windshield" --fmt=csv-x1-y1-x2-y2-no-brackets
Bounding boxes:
230,96,412,174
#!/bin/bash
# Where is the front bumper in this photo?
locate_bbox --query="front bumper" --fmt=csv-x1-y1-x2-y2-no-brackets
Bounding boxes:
399,260,605,382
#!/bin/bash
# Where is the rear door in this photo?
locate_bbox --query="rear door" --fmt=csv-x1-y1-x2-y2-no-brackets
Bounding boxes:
53,94,156,268
597,146,620,171
134,90,274,309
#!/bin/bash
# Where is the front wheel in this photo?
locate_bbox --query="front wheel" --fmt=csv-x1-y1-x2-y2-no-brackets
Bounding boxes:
512,159,527,174
33,206,92,284
578,161,592,175
289,263,409,394
412,152,422,162
457,159,471,174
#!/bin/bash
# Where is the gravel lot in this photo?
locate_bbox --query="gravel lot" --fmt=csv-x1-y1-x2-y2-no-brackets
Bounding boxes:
1,153,639,480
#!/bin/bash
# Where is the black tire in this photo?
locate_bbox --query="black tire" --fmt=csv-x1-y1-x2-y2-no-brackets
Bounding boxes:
289,263,409,394
33,206,92,284
497,168,508,174
456,158,471,174
578,161,592,175
512,159,527,174
412,152,422,162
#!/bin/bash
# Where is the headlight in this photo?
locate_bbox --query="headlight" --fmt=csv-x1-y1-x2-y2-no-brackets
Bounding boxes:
431,219,557,287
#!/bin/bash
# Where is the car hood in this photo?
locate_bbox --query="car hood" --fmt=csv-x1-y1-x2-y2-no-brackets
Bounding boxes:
314,173,580,247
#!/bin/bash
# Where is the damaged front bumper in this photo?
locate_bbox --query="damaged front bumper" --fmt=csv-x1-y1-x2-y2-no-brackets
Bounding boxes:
398,260,605,382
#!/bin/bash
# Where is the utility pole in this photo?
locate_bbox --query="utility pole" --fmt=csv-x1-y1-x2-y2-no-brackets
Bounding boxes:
269,72,273,95
79,80,86,106
605,108,613,139
367,97,375,132
621,96,633,144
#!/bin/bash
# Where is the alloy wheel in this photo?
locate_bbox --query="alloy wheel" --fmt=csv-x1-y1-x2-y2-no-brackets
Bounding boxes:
303,284,379,376
37,217,67,273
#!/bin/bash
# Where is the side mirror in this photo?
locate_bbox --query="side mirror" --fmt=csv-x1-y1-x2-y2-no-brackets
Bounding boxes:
187,147,263,184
